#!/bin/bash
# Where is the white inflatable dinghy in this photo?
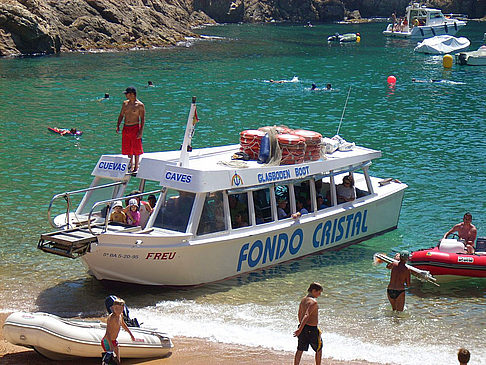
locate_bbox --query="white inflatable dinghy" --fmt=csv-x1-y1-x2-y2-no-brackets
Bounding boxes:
3,312,173,360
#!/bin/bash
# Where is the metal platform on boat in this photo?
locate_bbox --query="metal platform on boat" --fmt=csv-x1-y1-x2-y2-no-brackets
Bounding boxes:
37,225,104,258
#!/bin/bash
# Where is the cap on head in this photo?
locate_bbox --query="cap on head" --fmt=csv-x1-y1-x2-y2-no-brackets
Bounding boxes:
129,198,138,207
124,86,137,95
113,201,123,208
399,250,410,259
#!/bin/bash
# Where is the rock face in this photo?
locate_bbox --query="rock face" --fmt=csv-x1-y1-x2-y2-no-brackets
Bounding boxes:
0,0,214,57
1,0,484,57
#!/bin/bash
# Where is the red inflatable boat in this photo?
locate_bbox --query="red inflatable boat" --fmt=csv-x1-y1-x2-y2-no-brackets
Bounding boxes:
410,237,486,279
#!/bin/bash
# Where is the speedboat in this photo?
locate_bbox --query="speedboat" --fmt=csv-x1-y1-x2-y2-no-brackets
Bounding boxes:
37,97,407,286
409,237,486,281
456,45,486,65
383,3,467,39
414,35,470,54
327,33,360,43
3,312,173,360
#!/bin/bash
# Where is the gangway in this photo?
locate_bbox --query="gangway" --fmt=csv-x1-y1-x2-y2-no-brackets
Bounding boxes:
38,225,103,258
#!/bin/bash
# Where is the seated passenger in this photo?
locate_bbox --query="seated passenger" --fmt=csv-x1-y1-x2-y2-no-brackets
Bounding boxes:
443,212,477,254
229,194,248,227
277,198,289,219
126,199,140,226
233,213,249,228
110,201,126,224
317,194,327,209
292,199,308,219
336,175,356,204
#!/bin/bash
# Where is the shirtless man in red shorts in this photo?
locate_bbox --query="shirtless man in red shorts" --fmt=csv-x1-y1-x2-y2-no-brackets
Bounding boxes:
117,87,145,173
443,212,477,254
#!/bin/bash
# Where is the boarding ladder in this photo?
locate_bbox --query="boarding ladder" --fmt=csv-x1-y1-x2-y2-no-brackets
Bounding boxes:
38,187,165,259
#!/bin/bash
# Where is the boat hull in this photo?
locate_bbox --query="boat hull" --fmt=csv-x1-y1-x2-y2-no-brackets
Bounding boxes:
383,22,466,40
409,247,486,279
82,188,406,286
3,312,173,360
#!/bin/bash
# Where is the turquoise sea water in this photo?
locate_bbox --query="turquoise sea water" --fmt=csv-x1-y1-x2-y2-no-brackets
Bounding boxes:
0,21,485,364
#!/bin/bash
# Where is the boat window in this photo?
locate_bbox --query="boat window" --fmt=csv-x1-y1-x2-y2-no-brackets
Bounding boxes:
430,12,443,19
153,189,195,232
275,184,290,220
229,193,249,229
294,179,313,214
253,188,273,225
77,178,122,216
197,192,226,235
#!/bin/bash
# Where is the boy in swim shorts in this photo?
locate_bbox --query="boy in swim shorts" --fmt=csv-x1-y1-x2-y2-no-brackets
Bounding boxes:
102,297,135,364
293,282,323,365
116,87,145,173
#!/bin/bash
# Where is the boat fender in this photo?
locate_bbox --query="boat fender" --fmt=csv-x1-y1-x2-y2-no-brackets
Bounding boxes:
444,23,448,33
431,27,436,36
454,21,457,31
258,133,271,163
420,28,424,37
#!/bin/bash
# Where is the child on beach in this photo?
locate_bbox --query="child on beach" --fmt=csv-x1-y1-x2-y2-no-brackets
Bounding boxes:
102,297,135,364
109,201,126,224
126,198,140,226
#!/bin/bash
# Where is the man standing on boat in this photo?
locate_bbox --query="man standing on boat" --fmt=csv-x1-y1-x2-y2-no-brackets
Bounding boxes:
117,86,145,173
443,212,477,254
293,282,323,365
386,250,411,312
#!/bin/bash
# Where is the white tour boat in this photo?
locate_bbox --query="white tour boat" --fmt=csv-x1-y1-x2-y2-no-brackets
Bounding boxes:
383,3,466,39
3,312,173,360
38,98,407,286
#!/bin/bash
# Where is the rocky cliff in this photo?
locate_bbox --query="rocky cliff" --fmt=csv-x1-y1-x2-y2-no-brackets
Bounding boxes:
1,0,484,57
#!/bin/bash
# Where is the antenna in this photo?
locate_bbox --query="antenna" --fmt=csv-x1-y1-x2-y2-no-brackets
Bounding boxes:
336,86,352,136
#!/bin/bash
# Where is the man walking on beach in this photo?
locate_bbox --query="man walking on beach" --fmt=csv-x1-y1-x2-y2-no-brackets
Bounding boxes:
293,282,323,365
386,250,411,312
117,86,145,173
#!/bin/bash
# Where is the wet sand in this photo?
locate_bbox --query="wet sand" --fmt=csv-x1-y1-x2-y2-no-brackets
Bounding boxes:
0,312,380,364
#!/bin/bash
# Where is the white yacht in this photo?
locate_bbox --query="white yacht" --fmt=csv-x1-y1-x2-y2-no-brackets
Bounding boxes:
383,3,467,39
38,98,407,286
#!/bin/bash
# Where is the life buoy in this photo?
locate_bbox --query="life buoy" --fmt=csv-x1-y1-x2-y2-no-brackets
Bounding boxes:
277,134,305,146
240,129,265,139
291,129,322,143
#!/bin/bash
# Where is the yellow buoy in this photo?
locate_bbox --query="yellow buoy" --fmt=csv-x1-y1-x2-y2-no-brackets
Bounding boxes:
443,54,453,68
356,35,361,43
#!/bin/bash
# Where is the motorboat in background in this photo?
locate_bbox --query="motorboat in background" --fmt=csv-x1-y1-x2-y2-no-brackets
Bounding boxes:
414,35,470,54
3,312,173,360
327,32,361,43
383,3,467,39
456,45,486,65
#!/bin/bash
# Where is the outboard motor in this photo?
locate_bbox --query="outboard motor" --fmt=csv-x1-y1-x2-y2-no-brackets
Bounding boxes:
105,295,140,327
457,53,467,65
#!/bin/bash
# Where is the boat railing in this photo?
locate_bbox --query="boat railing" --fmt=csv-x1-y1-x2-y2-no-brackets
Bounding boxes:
47,181,126,229
87,189,165,235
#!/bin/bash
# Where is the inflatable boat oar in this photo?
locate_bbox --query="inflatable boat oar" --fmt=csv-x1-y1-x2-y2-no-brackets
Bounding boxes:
373,253,439,286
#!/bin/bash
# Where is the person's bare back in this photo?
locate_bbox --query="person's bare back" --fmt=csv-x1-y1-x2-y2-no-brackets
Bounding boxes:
105,312,123,342
298,296,319,327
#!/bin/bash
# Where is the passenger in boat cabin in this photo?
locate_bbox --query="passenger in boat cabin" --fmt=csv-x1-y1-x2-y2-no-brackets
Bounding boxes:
277,197,289,219
116,86,145,173
147,194,157,209
292,199,309,219
229,194,249,228
443,212,477,254
126,199,140,226
109,201,127,224
102,297,135,364
386,250,411,312
336,175,356,204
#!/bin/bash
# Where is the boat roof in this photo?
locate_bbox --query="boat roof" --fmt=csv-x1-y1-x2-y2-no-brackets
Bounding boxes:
92,144,382,193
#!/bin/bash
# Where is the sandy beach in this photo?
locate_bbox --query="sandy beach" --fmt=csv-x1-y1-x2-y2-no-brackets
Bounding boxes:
0,312,382,365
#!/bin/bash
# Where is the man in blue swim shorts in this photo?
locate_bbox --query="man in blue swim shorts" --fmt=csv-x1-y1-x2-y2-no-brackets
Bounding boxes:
293,282,323,365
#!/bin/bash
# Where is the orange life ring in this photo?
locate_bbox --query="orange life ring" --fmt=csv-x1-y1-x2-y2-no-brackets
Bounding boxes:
278,134,306,145
291,129,322,143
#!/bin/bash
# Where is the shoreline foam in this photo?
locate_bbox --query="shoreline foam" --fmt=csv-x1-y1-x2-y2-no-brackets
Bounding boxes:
0,312,381,364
